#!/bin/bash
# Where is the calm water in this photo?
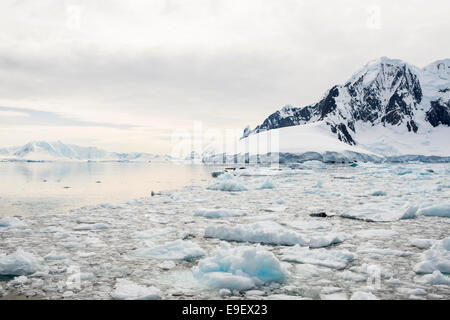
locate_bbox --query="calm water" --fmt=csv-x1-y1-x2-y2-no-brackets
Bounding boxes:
0,162,220,217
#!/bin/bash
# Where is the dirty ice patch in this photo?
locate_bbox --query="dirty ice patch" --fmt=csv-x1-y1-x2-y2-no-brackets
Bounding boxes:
131,240,205,261
193,244,288,291
418,203,450,218
207,173,248,192
204,221,309,246
0,217,27,228
111,279,161,300
341,203,418,222
194,208,247,218
280,245,355,270
0,249,44,276
414,237,450,274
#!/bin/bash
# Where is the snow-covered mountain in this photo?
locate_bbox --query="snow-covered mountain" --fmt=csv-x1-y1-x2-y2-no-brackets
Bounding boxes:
236,57,450,162
0,141,173,162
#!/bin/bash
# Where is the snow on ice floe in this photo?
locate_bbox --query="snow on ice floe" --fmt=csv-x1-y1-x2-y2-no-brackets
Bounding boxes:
341,203,418,222
0,249,44,276
111,279,161,300
192,244,289,291
207,173,248,191
414,237,450,274
416,271,450,285
204,221,309,246
280,245,355,270
131,240,205,261
357,246,411,257
0,217,27,228
418,203,450,217
194,208,247,218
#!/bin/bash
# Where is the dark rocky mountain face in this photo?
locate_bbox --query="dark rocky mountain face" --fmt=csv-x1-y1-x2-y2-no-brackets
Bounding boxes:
243,57,450,145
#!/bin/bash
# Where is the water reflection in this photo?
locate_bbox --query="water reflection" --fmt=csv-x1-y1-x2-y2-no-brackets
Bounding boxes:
0,162,218,217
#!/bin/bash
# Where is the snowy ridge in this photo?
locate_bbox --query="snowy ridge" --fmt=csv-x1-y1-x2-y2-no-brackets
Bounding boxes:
0,141,174,162
232,57,450,163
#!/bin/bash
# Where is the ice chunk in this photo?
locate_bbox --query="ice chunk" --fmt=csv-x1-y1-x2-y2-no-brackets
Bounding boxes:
204,221,309,246
342,204,418,222
0,249,44,276
410,238,437,249
131,240,205,261
194,208,247,218
258,179,276,190
308,234,344,248
357,247,411,257
72,223,108,231
417,270,450,285
280,245,355,270
9,275,30,286
338,271,366,282
418,203,450,217
44,251,70,261
111,279,161,300
207,173,248,192
350,291,379,300
414,237,450,274
193,244,288,290
0,217,27,228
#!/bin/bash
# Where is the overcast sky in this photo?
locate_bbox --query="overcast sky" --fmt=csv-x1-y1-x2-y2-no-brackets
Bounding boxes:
0,0,449,153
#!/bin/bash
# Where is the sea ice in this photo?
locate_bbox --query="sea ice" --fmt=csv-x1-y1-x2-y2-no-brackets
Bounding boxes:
308,234,345,248
350,291,379,300
341,204,418,222
258,178,276,190
207,173,248,192
131,240,205,261
72,223,109,231
193,244,288,291
111,279,161,300
418,203,450,217
414,237,450,274
0,217,26,228
410,238,437,249
280,245,355,270
204,221,309,246
357,247,411,257
194,208,247,218
0,249,44,276
417,271,450,285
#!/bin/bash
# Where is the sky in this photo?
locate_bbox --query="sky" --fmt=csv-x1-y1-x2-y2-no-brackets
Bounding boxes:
0,0,449,154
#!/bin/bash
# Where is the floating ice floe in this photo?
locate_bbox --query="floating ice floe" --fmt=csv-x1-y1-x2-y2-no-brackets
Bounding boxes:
0,249,44,276
341,203,418,222
416,270,450,285
193,244,289,291
207,173,248,192
204,221,309,246
410,238,438,249
357,247,411,257
257,178,276,190
350,291,379,300
285,220,333,230
354,229,397,238
8,275,30,286
194,208,247,218
280,245,355,270
44,251,70,261
72,223,109,231
111,279,161,300
131,240,205,261
131,227,178,239
414,237,450,274
308,234,345,248
418,203,450,218
0,217,27,228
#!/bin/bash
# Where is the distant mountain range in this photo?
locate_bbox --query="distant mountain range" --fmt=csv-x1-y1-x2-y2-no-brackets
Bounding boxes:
0,141,174,162
204,57,449,163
